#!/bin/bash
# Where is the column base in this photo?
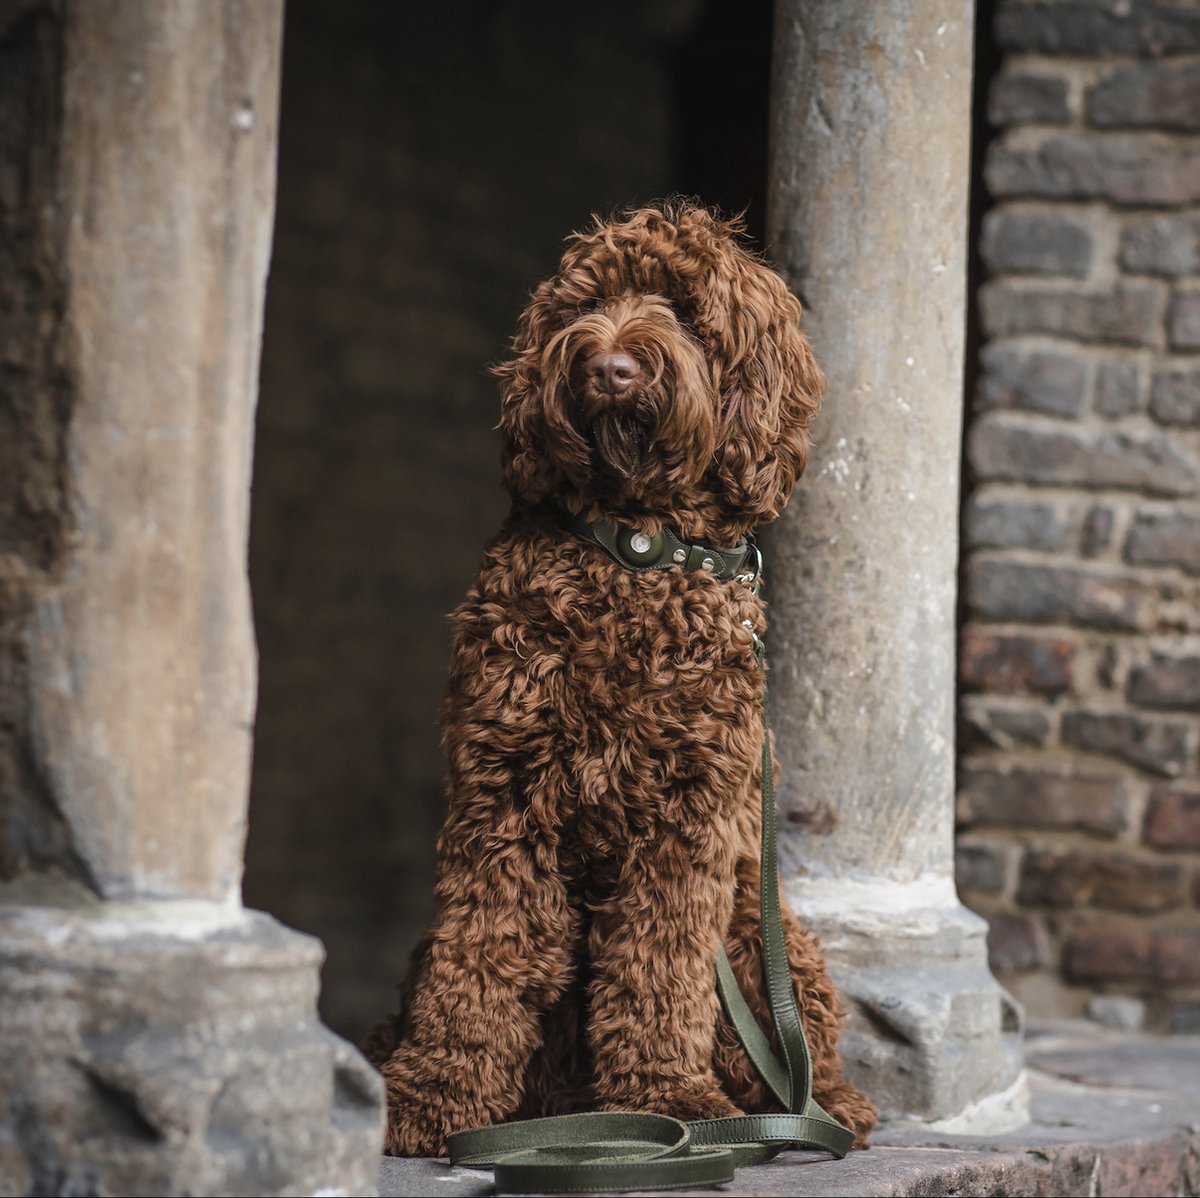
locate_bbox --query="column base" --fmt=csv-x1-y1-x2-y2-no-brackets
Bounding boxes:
789,875,1029,1132
0,891,384,1196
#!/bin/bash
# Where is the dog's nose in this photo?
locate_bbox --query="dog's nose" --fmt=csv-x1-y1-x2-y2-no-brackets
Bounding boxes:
585,351,640,394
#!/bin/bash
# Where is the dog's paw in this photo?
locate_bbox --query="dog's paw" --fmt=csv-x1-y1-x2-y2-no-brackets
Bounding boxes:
381,1080,453,1157
378,1056,462,1158
819,1080,878,1147
383,1109,449,1158
664,1085,744,1123
600,1081,743,1124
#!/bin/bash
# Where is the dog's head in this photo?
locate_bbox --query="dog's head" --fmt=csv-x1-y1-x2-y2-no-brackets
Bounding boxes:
495,203,822,540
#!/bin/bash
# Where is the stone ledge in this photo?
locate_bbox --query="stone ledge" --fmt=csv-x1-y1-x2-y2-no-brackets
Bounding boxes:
0,906,384,1197
377,1022,1200,1196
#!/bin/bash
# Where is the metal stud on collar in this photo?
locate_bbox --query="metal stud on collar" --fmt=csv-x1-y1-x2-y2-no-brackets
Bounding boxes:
565,513,759,585
616,526,666,566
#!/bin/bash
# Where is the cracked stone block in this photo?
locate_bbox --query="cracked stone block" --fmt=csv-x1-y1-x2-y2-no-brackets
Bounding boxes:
1086,995,1146,1032
0,904,384,1197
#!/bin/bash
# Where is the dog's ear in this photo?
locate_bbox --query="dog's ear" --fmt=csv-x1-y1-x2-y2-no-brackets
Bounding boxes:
699,239,823,526
494,280,588,506
494,330,554,507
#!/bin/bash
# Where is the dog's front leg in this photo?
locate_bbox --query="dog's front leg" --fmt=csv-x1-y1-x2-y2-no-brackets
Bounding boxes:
587,819,742,1121
376,648,577,1157
377,811,574,1155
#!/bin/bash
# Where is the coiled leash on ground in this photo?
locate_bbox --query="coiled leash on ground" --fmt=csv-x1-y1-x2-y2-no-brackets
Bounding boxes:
444,519,855,1194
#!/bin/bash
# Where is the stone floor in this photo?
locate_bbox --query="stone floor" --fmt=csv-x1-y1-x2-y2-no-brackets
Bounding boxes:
377,1022,1200,1196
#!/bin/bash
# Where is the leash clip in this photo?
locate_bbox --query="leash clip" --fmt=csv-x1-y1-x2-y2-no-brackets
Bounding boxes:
742,620,765,660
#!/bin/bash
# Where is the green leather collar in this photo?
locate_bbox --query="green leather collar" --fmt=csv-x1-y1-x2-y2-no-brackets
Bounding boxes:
564,513,761,589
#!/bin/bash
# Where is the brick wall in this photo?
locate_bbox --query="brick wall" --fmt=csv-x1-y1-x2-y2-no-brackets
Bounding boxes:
958,0,1200,1032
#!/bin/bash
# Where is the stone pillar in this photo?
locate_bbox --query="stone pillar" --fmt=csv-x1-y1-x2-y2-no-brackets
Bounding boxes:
0,4,383,1193
764,1,1027,1130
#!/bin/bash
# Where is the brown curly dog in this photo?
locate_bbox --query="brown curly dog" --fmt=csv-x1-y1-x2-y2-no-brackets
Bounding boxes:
366,202,877,1156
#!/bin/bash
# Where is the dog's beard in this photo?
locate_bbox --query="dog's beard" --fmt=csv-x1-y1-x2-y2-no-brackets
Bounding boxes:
536,296,718,495
584,396,659,479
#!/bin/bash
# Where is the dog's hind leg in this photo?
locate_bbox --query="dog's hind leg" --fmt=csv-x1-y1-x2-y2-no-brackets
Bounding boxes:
586,811,744,1122
715,846,878,1145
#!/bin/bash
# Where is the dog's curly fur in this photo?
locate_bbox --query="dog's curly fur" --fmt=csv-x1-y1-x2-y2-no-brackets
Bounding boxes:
365,202,877,1155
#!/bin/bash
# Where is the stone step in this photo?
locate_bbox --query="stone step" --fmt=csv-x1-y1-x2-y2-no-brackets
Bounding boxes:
377,1021,1200,1197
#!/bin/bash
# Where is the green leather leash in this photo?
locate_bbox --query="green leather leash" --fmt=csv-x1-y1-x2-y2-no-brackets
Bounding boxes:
445,523,854,1194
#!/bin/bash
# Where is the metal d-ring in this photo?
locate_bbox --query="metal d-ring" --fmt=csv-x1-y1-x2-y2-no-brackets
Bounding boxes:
736,542,764,595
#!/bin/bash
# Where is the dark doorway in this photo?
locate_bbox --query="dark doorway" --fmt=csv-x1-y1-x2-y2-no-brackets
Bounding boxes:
245,0,771,1041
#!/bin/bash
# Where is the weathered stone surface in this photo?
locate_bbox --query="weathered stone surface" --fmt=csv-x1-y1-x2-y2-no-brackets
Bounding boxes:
986,911,1051,973
981,208,1094,277
1081,505,1114,558
1065,927,1154,984
969,561,1200,638
958,766,1130,837
798,901,1024,1129
0,0,92,891
1085,995,1146,1033
976,342,1088,417
955,840,1009,895
0,904,384,1197
1144,784,1200,849
381,1021,1200,1196
767,0,976,889
1125,509,1200,573
986,134,1200,206
1075,506,1116,563
2,0,281,901
961,699,1053,750
960,0,1200,1105
1169,1003,1200,1034
969,415,1198,496
1094,361,1141,418
968,557,1174,632
1095,643,1122,690
1121,213,1200,276
1066,927,1200,984
1128,653,1200,710
767,0,1021,1131
0,3,386,1193
995,1,1200,55
964,494,1079,552
1017,848,1184,913
979,279,1165,345
1061,709,1194,778
1150,367,1200,425
1168,287,1200,349
989,72,1071,126
1088,62,1200,130
960,629,1076,695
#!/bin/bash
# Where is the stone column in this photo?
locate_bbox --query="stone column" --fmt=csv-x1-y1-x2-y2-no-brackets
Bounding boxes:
764,1,1027,1130
0,4,383,1193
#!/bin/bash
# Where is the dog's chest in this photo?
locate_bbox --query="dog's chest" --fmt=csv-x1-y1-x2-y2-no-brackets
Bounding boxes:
454,526,765,859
